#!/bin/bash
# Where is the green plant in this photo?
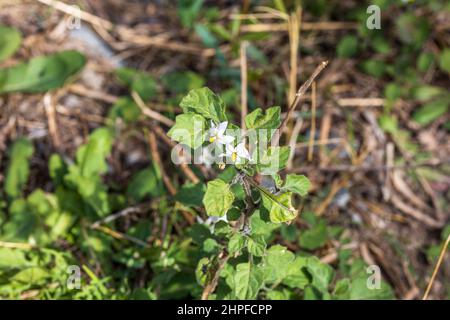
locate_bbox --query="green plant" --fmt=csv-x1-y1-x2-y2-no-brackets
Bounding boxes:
167,85,394,300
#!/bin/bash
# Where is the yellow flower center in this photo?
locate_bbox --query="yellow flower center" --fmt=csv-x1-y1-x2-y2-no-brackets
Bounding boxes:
231,152,237,162
209,136,216,143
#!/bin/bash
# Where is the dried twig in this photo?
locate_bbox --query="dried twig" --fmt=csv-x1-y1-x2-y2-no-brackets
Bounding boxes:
132,91,174,127
146,130,177,196
272,61,329,146
307,81,317,161
240,41,248,130
423,234,450,300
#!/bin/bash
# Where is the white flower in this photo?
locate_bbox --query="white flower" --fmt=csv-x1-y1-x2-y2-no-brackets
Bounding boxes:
208,121,234,145
198,144,216,168
221,142,251,163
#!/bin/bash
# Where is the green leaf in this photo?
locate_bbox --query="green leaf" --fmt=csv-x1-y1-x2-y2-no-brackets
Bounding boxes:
282,256,310,289
412,86,446,102
245,106,281,129
304,256,334,293
413,100,449,125
108,97,141,124
228,233,245,254
333,278,351,299
337,35,358,58
167,113,206,149
349,277,394,300
281,174,311,196
5,138,34,199
396,14,430,47
177,0,205,29
203,179,235,217
76,127,113,177
0,248,28,269
360,59,386,78
48,154,67,186
0,50,86,93
256,146,290,175
11,267,50,285
179,87,227,122
116,67,157,100
263,245,295,283
0,26,22,62
161,71,205,94
234,262,264,300
195,257,211,286
247,235,266,257
439,48,450,73
417,52,434,72
261,191,297,223
299,220,328,250
378,113,398,134
174,183,206,207
127,165,165,202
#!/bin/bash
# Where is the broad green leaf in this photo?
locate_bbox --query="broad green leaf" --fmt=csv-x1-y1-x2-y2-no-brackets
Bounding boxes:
263,245,295,283
108,97,141,124
2,199,37,242
228,233,245,254
5,138,34,199
234,262,264,300
162,71,205,94
256,146,290,175
179,87,227,122
439,48,450,73
203,179,234,217
304,256,334,293
417,52,434,72
11,267,49,285
167,113,206,149
127,165,165,202
247,235,266,257
413,100,449,125
282,256,310,289
64,166,110,217
0,26,22,62
76,127,113,177
349,277,394,300
195,257,211,286
337,35,358,58
266,289,290,300
333,278,351,299
0,248,28,269
174,183,206,207
396,14,430,47
299,220,328,250
0,50,86,93
281,174,311,196
116,67,157,100
261,191,297,223
250,209,280,237
245,106,281,129
360,59,386,78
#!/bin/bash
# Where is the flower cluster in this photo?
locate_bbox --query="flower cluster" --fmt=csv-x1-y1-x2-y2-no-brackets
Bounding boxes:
205,121,251,166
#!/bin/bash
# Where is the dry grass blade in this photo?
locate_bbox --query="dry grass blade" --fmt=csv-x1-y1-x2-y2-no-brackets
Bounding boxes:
240,41,248,130
132,91,174,127
272,61,329,146
422,234,450,300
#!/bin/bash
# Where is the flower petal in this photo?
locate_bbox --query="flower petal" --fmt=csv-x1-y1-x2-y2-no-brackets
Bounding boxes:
219,135,235,145
217,121,228,135
236,142,250,159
